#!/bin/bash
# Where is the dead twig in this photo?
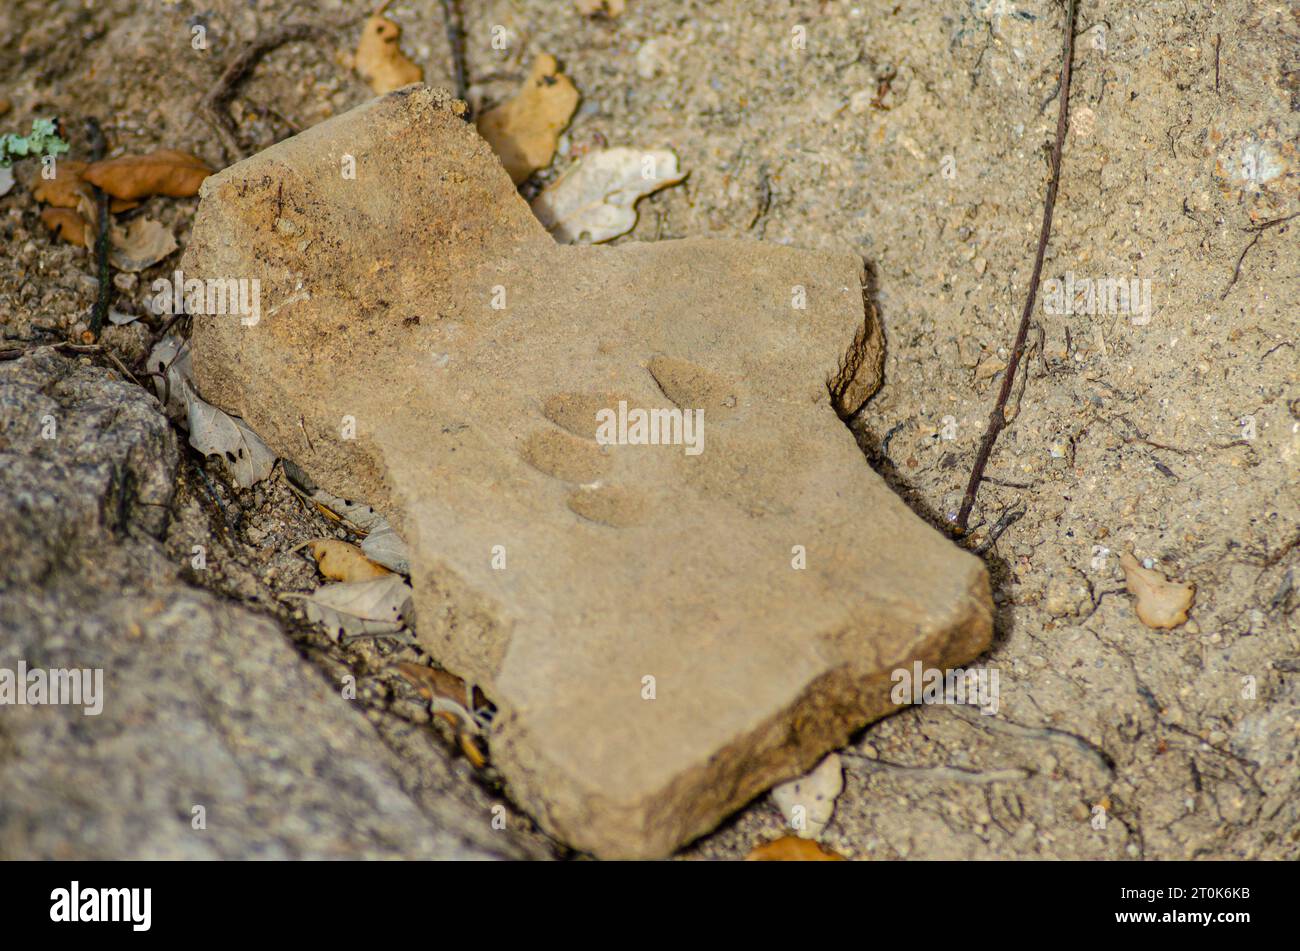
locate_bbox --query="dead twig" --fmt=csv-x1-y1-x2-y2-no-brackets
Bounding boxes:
85,118,112,341
201,22,327,163
439,0,472,119
1221,212,1298,300
1214,34,1221,94
841,753,1034,785
971,507,1025,556
955,0,1079,535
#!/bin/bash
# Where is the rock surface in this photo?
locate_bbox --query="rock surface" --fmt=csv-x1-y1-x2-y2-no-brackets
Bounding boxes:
0,351,508,859
185,86,993,858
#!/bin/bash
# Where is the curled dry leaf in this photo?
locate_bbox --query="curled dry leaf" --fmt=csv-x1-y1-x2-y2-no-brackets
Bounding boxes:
355,15,423,95
307,490,387,534
771,753,844,840
185,384,277,487
146,334,276,487
394,661,472,706
305,539,392,582
360,519,410,573
531,147,686,243
146,334,192,420
40,206,89,246
1120,551,1195,629
476,54,579,185
285,575,413,641
745,836,847,861
108,216,178,272
395,661,489,766
82,148,210,201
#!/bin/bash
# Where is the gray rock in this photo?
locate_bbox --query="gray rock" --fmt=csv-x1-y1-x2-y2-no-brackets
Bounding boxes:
0,351,507,859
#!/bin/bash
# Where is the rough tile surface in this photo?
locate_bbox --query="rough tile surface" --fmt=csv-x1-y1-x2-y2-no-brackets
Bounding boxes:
185,86,993,858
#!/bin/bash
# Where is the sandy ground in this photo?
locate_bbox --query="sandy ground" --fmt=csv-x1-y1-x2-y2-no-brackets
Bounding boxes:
1,0,1296,859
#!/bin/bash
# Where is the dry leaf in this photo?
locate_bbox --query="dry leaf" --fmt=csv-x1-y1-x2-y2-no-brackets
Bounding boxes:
746,836,847,861
476,54,579,185
145,334,276,487
285,575,413,640
307,491,387,534
0,165,15,198
40,206,89,246
574,0,625,16
30,160,136,211
82,148,210,201
306,539,392,582
360,520,409,573
355,15,423,95
1120,551,1195,629
31,159,88,208
394,661,471,705
145,334,193,420
531,147,686,243
457,732,488,768
185,383,277,487
771,753,844,839
108,216,178,272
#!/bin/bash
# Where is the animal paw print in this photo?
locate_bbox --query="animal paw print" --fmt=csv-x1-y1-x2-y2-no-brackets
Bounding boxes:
646,355,741,421
524,391,644,528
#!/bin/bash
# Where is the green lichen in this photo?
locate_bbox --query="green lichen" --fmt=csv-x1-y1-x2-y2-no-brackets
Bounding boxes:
0,118,70,167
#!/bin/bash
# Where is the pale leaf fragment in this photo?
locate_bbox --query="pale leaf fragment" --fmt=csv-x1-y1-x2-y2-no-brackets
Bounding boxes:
355,15,423,96
476,54,579,185
306,539,392,582
108,216,178,272
1120,551,1195,629
145,334,192,420
308,490,387,534
285,576,413,641
360,520,410,574
531,147,686,243
771,753,843,840
186,384,277,488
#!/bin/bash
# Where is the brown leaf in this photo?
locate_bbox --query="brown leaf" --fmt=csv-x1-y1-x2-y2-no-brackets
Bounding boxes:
82,148,211,201
476,54,579,184
40,207,89,247
1120,551,1195,629
32,159,89,208
108,216,178,272
32,160,139,213
745,836,847,861
355,15,423,96
394,661,470,704
306,539,392,582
